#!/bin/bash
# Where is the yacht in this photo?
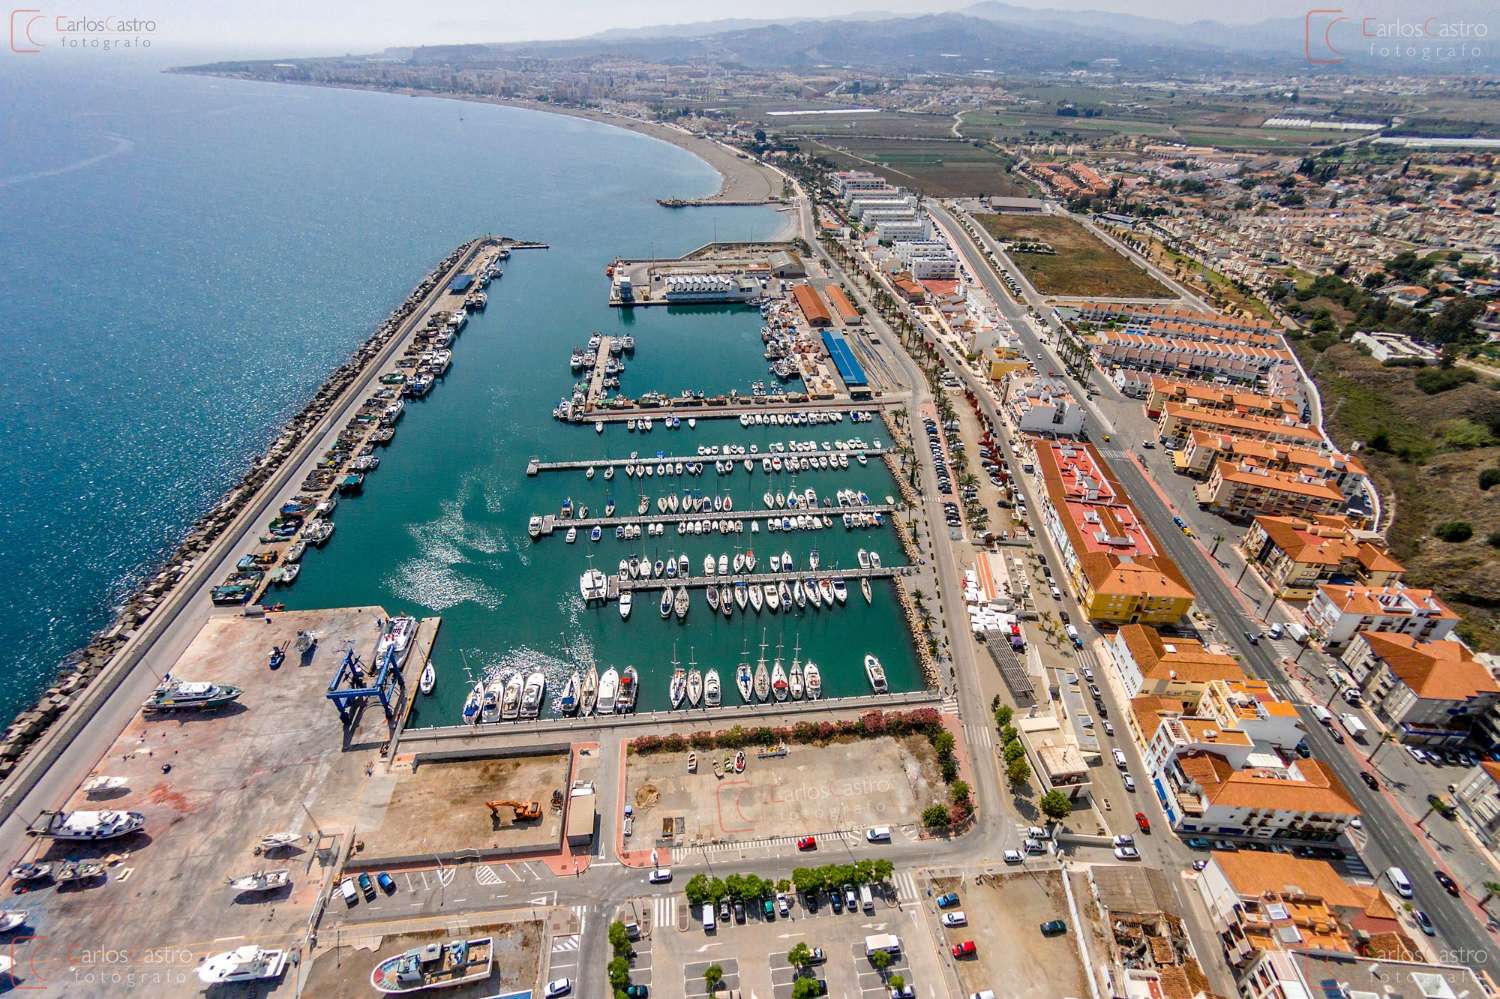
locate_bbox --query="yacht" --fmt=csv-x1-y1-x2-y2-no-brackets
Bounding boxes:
704,668,721,708
673,586,690,620
782,549,793,570
770,655,789,702
858,548,871,569
597,667,620,714
370,936,494,995
619,591,633,620
804,661,822,699
498,672,522,720
142,680,242,713
718,554,729,575
753,638,771,702
474,678,497,723
197,946,289,985
560,672,580,715
668,655,687,709
764,583,780,612
617,666,639,712
734,582,749,610
865,654,888,694
870,551,882,568
789,640,804,700
419,662,436,696
581,668,599,716
806,577,822,608
659,588,673,618
30,809,145,841
832,577,848,604
578,568,607,602
704,554,716,576
565,526,577,544
226,870,291,893
678,553,691,577
809,548,821,570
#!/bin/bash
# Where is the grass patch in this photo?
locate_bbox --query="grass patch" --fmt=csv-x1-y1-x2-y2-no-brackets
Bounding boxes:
973,213,1174,298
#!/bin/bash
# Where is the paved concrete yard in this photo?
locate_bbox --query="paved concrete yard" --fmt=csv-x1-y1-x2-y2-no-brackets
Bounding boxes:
931,870,1087,999
352,752,570,865
626,737,941,848
303,916,542,998
1,607,391,997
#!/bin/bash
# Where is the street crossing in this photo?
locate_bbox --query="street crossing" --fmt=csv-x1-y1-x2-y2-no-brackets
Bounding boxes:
651,893,676,928
964,721,993,754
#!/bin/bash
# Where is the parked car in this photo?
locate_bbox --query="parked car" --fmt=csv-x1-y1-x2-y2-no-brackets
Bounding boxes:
952,940,977,959
941,911,968,928
1003,849,1024,865
719,899,731,921
936,891,961,909
1134,812,1151,833
890,986,915,999
545,979,572,998
339,878,358,906
1114,846,1141,861
733,900,746,923
1185,837,1212,850
624,987,649,999
1039,920,1068,937
358,873,376,900
829,891,844,914
1112,834,1135,848
797,835,818,851
1414,910,1436,936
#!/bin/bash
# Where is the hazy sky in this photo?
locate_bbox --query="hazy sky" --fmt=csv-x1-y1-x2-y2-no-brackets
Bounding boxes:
13,0,1425,54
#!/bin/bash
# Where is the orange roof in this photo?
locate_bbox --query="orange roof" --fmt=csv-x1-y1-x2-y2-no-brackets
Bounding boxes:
824,284,860,322
1163,403,1322,443
1317,583,1458,621
1130,695,1189,738
1188,752,1359,815
1212,852,1373,909
791,283,831,324
1251,515,1402,573
1150,376,1300,418
1213,463,1346,502
1120,624,1245,685
1359,631,1500,701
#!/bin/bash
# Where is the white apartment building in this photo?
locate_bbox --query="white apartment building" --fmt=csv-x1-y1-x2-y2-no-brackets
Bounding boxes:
1004,374,1086,436
1303,581,1460,650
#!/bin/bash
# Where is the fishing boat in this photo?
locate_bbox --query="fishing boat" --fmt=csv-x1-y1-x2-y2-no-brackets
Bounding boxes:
617,666,639,712
284,540,306,563
520,671,546,719
560,672,580,715
861,577,873,604
419,662,436,696
764,583,780,612
805,661,822,699
704,668,721,707
748,584,764,612
8,863,50,883
226,870,291,893
500,672,524,720
370,936,494,994
619,591,633,620
581,668,599,715
196,946,289,985
736,661,754,703
686,661,703,708
142,680,242,713
674,586,690,620
865,654,888,694
597,668,620,714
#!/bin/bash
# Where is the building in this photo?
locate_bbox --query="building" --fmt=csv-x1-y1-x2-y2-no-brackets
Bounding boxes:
1177,433,1367,500
1091,330,1293,384
1074,301,1281,337
1157,404,1323,448
824,284,861,325
1239,950,1490,999
768,250,805,278
1351,330,1441,364
987,195,1046,213
1033,440,1195,624
831,170,889,198
1197,461,1347,521
892,240,959,280
1241,515,1404,600
1159,749,1358,840
1113,624,1245,699
1454,762,1500,845
847,195,919,220
1145,377,1301,421
874,217,931,242
791,283,832,326
1004,374,1086,436
1303,582,1460,650
1343,632,1500,747
662,273,759,303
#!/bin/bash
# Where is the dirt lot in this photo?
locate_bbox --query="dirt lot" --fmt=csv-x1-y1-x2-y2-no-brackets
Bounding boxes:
931,870,1087,999
353,753,571,864
626,736,941,847
975,214,1173,299
303,918,542,998
811,138,1033,197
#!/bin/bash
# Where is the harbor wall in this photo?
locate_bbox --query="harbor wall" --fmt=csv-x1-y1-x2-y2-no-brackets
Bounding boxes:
0,237,500,815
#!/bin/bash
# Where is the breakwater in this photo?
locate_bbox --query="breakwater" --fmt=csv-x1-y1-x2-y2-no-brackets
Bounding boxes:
0,236,512,782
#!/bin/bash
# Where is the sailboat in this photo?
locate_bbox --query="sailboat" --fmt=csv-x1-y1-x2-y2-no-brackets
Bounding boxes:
581,667,599,716
789,638,804,700
720,584,733,617
809,548,821,570
770,643,789,702
704,668,721,707
748,584,764,613
668,647,686,709
618,666,639,712
686,653,703,708
736,658,754,703
735,582,749,610
560,672,581,715
706,585,720,613
753,632,771,702
861,577,873,604
674,585,690,620
745,548,757,572
659,588,674,618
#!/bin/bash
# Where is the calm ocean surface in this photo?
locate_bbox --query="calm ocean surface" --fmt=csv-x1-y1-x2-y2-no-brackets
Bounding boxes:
0,58,921,728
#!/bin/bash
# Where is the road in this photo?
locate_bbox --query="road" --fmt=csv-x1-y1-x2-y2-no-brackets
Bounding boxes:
933,201,1496,969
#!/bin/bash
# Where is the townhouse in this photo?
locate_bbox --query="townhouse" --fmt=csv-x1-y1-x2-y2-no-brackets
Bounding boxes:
1303,582,1460,650
1156,404,1324,448
1240,515,1404,600
1342,631,1500,748
1196,461,1347,521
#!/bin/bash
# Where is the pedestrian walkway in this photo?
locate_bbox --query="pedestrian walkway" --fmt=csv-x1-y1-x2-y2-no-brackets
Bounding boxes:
651,893,676,928
890,870,919,902
964,721,992,754
940,692,960,715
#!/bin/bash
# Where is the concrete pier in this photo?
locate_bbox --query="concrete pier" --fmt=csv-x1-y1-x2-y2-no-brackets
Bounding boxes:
615,565,899,591
537,502,895,531
529,447,889,472
575,397,901,423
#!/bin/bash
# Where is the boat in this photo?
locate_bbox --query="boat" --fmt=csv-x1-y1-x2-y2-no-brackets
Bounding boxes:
618,666,639,712
520,671,546,718
669,658,686,709
686,663,703,708
370,936,494,994
858,548,871,569
226,870,291,893
53,859,105,883
688,752,698,773
659,588,673,618
748,584,764,612
255,832,302,854
782,549,793,570
653,558,665,578
197,946,290,985
806,577,822,608
771,657,788,701
706,585,720,612
718,553,729,574
745,548,757,572
734,750,746,773
604,466,614,480
81,775,129,796
581,668,599,716
733,552,745,574
578,568,607,602
704,554,716,576
586,466,595,480
865,654,888,694
736,661,754,703
590,526,602,543
463,680,484,724
0,911,26,934
805,661,822,699
861,577,873,604
500,672,524,720
528,516,543,539
597,668,620,714
284,540,306,563
870,551,882,569
735,582,749,610
419,662,436,696
142,680,242,713
832,577,848,604
674,586,690,620
704,669,721,707
720,584,733,617
479,676,503,723
8,863,50,883
596,421,605,433
793,580,806,609
809,548,821,570
764,583,780,612
564,526,578,544
559,672,580,715
678,553,691,577
619,591,633,620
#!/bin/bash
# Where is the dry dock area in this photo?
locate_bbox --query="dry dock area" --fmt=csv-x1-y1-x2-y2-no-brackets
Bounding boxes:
2,607,396,998
303,915,543,999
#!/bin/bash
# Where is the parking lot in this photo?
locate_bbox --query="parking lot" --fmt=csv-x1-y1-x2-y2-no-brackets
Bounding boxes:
927,870,1088,999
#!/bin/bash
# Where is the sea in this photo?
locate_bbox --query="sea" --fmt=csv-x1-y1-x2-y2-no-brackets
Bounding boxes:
0,55,922,730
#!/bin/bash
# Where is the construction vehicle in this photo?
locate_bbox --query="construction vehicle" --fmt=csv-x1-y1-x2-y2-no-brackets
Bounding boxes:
486,800,541,822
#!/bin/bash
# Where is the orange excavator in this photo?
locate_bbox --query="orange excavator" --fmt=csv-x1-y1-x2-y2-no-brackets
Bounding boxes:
486,799,541,822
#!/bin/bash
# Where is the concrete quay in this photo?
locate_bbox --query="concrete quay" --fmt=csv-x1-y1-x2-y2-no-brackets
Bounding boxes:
527,447,888,473
614,565,899,591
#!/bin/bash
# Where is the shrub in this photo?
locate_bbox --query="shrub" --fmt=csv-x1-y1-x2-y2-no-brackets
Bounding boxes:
1007,756,1032,788
950,779,971,804
1040,790,1074,820
1434,521,1473,543
1481,468,1500,491
1003,740,1027,763
922,803,950,829
1415,366,1477,394
1488,529,1500,548
940,757,959,783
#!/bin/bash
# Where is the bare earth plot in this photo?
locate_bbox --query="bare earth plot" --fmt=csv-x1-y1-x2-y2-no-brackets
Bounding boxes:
813,138,1032,198
975,213,1174,299
303,918,542,999
933,870,1088,999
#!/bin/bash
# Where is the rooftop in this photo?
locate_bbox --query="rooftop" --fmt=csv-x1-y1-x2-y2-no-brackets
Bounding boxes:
1360,631,1500,701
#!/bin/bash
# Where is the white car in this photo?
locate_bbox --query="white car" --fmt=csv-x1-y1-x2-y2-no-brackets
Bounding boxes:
1003,849,1024,864
1112,834,1135,848
1123,774,1136,792
941,911,968,927
545,979,572,998
1114,846,1141,861
648,868,672,884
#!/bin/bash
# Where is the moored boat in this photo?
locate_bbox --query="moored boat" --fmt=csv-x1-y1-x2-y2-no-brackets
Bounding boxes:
704,668,721,707
805,661,822,699
618,666,639,712
597,668,620,714
419,662,436,696
560,671,580,715
500,672,523,720
370,936,493,994
865,654,888,694
519,671,546,719
581,667,599,716
686,664,703,707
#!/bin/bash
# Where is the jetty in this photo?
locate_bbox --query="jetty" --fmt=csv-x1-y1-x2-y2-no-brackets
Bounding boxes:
586,335,616,403
531,503,895,535
576,398,900,424
614,565,898,592
527,447,889,474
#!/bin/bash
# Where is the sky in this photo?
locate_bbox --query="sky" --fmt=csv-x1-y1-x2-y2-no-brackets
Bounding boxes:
6,0,1467,55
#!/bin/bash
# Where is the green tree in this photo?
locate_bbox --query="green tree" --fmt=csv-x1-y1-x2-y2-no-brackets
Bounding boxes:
1483,468,1500,491
933,730,956,758
788,942,813,969
922,803,950,828
791,867,817,896
608,956,630,989
870,949,894,976
889,974,907,990
999,724,1018,744
705,876,729,905
704,963,724,994
684,874,713,907
872,859,895,884
1003,739,1027,763
950,779,972,804
1040,789,1074,820
792,978,823,999
776,877,792,894
1007,756,1032,788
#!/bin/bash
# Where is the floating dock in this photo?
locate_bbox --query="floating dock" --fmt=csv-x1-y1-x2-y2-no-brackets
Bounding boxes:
527,447,889,474
614,565,898,592
533,503,894,534
570,398,901,424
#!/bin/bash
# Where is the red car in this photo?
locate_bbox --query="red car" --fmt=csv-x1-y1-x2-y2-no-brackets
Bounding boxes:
797,836,818,851
1134,812,1151,834
951,940,976,959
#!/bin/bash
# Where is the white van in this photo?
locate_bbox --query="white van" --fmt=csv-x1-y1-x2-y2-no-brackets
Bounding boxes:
1310,705,1334,725
339,878,359,907
1386,867,1413,898
864,933,902,958
1113,748,1128,770
971,993,997,999
866,826,892,842
702,903,717,932
859,884,875,912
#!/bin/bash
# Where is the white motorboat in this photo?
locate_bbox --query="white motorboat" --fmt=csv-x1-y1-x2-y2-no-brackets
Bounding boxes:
782,549,793,570
618,666,639,712
809,548,821,570
581,668,599,716
81,775,128,796
678,553,691,577
832,577,848,604
870,551,882,568
704,554,716,576
226,870,291,893
620,591,633,620
0,911,27,934
865,654,888,694
718,553,729,574
858,548,871,569
29,809,144,841
764,583,780,611
520,671,546,719
804,661,822,699
597,668,620,714
197,946,289,985
704,668,721,707
501,672,524,720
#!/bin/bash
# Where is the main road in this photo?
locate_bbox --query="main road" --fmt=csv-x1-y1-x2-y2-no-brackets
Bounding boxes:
932,200,1496,970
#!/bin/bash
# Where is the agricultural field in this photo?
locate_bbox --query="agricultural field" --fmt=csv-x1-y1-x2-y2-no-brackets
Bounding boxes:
974,213,1174,298
809,136,1033,197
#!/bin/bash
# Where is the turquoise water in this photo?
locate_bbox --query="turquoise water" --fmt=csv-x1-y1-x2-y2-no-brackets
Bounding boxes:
0,57,922,728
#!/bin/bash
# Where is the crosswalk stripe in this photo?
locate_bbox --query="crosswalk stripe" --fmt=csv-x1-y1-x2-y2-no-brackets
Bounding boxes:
654,895,676,926
552,935,580,953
